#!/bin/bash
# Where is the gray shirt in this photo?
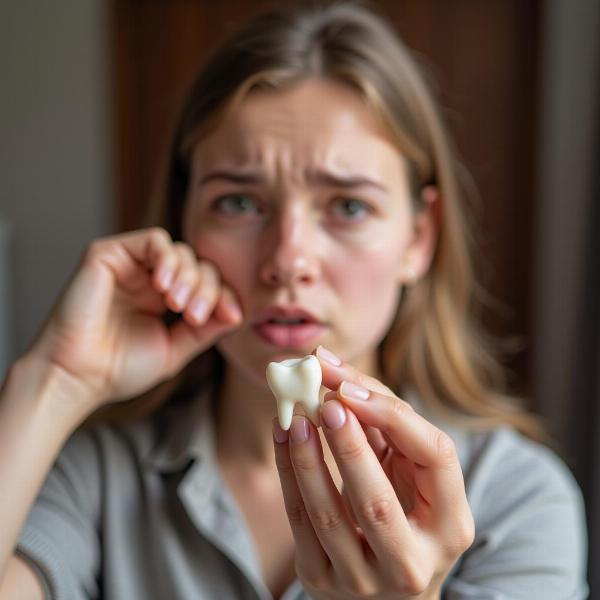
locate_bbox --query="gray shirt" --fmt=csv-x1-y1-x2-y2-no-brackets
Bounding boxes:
16,389,589,599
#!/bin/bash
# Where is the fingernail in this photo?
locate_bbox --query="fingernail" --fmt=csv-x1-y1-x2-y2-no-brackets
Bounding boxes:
158,268,173,289
172,284,190,306
188,298,208,322
340,381,370,401
226,301,243,323
321,400,347,430
316,345,342,366
290,416,310,444
272,418,289,443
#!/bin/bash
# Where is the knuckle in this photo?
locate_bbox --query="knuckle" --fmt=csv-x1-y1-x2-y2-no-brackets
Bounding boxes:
357,494,395,528
309,507,344,532
274,453,294,476
172,241,196,260
336,438,366,462
402,562,430,595
150,226,171,244
449,514,476,555
431,429,457,464
291,452,319,473
463,514,476,547
198,261,220,285
84,238,106,260
285,501,310,527
388,396,414,421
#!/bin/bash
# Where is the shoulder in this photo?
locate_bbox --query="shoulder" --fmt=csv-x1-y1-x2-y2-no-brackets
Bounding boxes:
448,425,588,598
408,391,588,597
410,393,584,514
460,426,582,513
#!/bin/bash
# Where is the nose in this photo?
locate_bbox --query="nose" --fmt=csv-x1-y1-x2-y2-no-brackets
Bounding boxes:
259,205,321,287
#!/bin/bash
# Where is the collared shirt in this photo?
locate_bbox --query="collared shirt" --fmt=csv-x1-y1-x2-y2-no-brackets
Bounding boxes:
16,389,589,599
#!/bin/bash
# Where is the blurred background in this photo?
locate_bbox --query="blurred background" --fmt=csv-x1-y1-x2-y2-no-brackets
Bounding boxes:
1,0,598,593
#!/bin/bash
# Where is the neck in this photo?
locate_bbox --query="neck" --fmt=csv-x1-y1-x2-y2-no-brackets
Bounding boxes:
215,364,279,472
214,348,382,473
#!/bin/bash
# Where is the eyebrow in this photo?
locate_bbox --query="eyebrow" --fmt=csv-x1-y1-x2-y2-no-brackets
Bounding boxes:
198,169,389,193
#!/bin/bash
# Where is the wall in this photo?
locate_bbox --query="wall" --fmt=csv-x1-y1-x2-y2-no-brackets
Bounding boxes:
0,0,113,377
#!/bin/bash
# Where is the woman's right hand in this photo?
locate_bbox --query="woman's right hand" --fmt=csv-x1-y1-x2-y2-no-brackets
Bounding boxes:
25,227,242,416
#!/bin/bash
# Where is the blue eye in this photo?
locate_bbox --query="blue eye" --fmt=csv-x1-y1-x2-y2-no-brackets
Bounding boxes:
212,194,260,216
330,198,372,221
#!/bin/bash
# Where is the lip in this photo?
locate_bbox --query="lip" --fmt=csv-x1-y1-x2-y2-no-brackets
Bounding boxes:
253,305,327,349
253,305,323,326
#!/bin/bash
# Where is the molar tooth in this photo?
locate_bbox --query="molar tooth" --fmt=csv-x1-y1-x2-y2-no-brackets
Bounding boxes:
266,355,323,430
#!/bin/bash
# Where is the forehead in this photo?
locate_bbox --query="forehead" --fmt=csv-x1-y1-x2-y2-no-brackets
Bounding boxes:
191,78,403,177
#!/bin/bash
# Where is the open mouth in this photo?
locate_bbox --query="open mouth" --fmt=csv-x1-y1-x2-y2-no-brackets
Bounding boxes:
266,317,310,325
253,307,326,348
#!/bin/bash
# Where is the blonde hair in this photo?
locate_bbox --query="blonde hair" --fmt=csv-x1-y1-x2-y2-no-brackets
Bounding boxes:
97,0,546,442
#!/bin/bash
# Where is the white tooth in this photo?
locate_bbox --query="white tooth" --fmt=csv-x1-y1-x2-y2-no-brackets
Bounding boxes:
266,355,323,430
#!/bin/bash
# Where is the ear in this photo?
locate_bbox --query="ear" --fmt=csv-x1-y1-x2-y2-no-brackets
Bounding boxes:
398,185,441,284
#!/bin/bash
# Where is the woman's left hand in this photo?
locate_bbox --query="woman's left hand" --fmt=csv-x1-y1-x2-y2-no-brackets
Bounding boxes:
272,348,475,599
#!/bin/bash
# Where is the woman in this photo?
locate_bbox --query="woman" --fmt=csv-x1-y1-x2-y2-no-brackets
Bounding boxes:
0,2,588,598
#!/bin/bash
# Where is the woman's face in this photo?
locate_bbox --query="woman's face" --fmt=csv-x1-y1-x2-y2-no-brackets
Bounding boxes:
183,78,436,387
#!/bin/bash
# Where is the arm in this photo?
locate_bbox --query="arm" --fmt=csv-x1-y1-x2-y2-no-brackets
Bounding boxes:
1,557,45,600
0,354,95,598
0,228,244,598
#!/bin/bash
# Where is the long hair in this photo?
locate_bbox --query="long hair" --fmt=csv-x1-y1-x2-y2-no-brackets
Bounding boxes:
98,0,545,441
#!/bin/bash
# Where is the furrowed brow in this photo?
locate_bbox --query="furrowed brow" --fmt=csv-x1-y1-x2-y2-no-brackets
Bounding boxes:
198,170,266,186
310,170,388,193
197,168,388,193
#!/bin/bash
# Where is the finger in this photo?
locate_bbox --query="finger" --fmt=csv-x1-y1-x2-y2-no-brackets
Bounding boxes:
336,382,469,523
87,227,174,294
272,419,331,586
361,423,389,462
213,284,244,325
162,312,237,375
324,390,388,462
313,346,394,396
286,416,375,588
320,400,416,567
163,242,200,313
181,261,221,326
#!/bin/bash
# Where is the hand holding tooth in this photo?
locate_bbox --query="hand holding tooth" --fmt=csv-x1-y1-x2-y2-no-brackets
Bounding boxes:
266,355,323,430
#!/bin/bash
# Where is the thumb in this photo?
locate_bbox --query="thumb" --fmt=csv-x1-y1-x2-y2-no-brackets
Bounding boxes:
165,316,238,372
164,286,243,373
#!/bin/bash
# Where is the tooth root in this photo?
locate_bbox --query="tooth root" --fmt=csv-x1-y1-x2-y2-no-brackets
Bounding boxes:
303,397,321,428
266,355,323,430
277,397,295,431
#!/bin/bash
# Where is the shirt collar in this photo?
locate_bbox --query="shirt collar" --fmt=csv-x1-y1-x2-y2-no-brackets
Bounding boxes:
143,386,216,473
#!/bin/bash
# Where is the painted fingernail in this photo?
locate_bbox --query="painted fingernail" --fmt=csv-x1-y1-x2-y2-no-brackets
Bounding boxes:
158,268,173,289
290,416,310,444
340,381,370,401
171,284,190,306
322,400,347,430
189,298,209,322
316,345,342,366
226,301,243,323
272,418,289,443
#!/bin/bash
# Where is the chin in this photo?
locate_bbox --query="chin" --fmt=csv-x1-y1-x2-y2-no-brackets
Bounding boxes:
218,333,323,386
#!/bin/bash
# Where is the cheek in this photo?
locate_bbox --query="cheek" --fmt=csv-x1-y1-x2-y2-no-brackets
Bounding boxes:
192,235,256,301
331,243,401,300
329,244,403,333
